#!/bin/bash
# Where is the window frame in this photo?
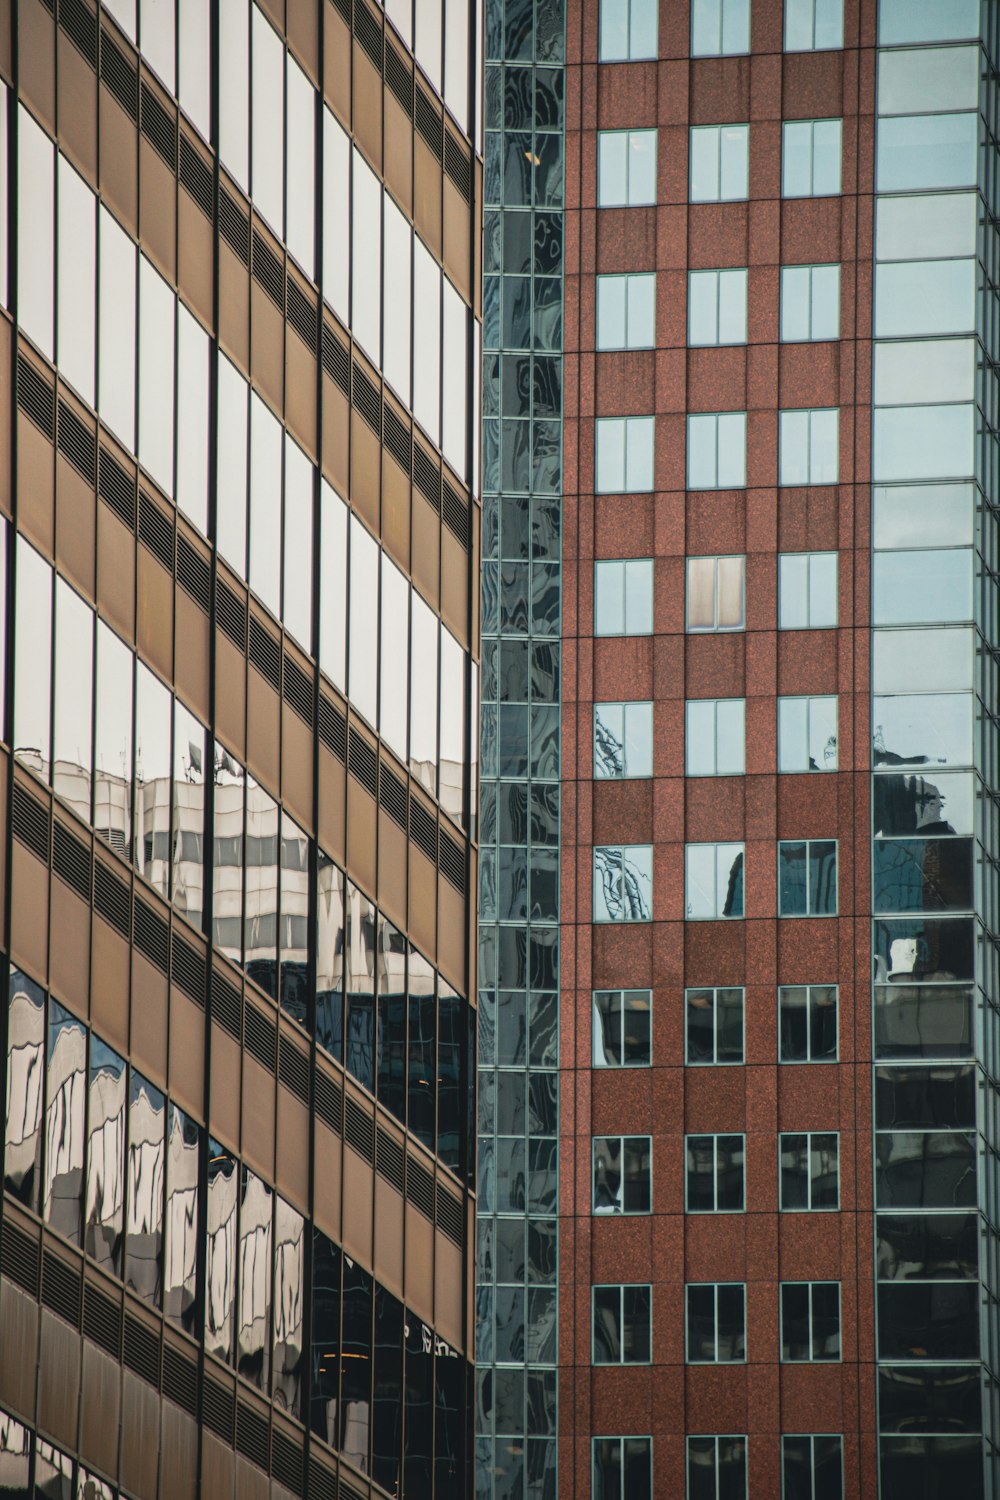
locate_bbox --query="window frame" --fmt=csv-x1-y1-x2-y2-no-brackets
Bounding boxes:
777,694,839,773
688,267,749,346
782,117,843,198
780,263,841,342
778,550,839,628
687,411,748,489
684,987,745,1065
597,271,657,350
592,1282,653,1365
598,0,659,61
689,123,751,202
686,555,747,633
685,842,746,921
598,128,659,207
592,989,653,1068
592,1134,653,1216
778,410,840,488
591,1436,654,1500
690,0,751,57
779,1280,842,1362
686,1436,748,1500
685,1281,748,1364
594,558,655,637
778,984,839,1063
779,1131,841,1211
593,843,654,924
593,700,654,780
685,1132,746,1213
685,697,746,776
784,0,844,51
780,1434,845,1500
777,839,839,917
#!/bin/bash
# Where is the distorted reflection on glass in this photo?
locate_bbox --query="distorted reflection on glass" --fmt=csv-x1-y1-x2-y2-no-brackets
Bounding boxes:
14,536,52,780
780,1280,840,1360
592,989,652,1067
592,1135,651,1214
310,1228,341,1443
376,915,407,1125
435,1331,463,1492
404,1309,434,1498
273,1195,305,1416
126,1069,164,1306
408,946,436,1150
685,1282,744,1364
44,1000,86,1244
244,774,278,997
85,1038,125,1275
341,1255,372,1468
779,1131,839,1210
212,741,245,965
778,839,838,916
876,1210,978,1281
5,969,45,1209
77,1465,115,1499
205,1139,238,1363
238,1166,273,1389
875,1129,977,1209
779,985,838,1062
164,1103,199,1334
280,811,309,1023
778,694,838,772
372,1284,404,1493
875,1063,975,1132
876,1280,979,1362
172,701,206,932
0,1410,30,1491
134,662,172,900
874,983,974,1060
316,853,344,1061
345,882,376,1091
34,1439,73,1500
874,916,975,983
873,694,972,770
94,621,133,858
593,844,652,922
685,842,744,919
874,836,973,914
685,987,744,1064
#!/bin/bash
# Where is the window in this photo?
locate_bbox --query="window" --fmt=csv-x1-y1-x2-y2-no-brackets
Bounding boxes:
600,0,658,59
594,845,653,922
782,119,842,197
690,125,750,202
691,0,750,55
779,410,839,486
596,416,655,493
686,556,745,632
593,1135,652,1214
598,130,658,206
687,1437,747,1500
688,269,748,346
778,552,838,627
597,273,656,349
685,988,744,1064
685,1284,746,1362
687,413,747,489
686,844,745,920
778,840,838,916
779,985,839,1062
780,1132,840,1210
593,1284,652,1364
595,559,654,635
251,6,284,235
782,1435,844,1500
685,1133,745,1212
785,0,843,49
780,1282,841,1361
594,701,654,778
18,105,54,363
780,264,840,341
592,1438,653,1500
686,699,745,776
778,696,838,773
593,990,652,1066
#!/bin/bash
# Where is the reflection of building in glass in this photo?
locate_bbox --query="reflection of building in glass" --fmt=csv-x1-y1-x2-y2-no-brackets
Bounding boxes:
0,0,481,1489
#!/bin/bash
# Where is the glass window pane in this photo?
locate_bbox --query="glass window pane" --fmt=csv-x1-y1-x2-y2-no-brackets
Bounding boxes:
628,129,657,203
176,303,210,535
126,1070,165,1304
245,776,278,997
5,972,45,1212
413,241,441,444
875,260,975,338
598,132,628,205
442,278,468,478
627,273,655,346
383,196,413,405
219,0,249,189
237,1167,273,1388
879,48,979,116
251,5,284,235
380,558,410,761
164,1103,200,1333
141,0,175,91
598,275,626,348
85,1038,125,1276
440,627,466,823
173,701,206,932
410,593,438,793
205,1141,238,1360
876,193,977,262
14,539,52,778
94,621,133,859
99,207,136,450
212,743,244,964
349,517,379,730
179,0,212,140
717,412,746,486
717,557,745,627
249,392,282,616
624,559,654,633
352,148,382,364
45,1002,86,1243
624,702,653,777
320,481,347,692
53,578,93,822
139,256,176,496
595,561,624,635
415,0,442,90
323,108,350,321
18,105,54,362
135,662,172,898
444,0,469,130
286,53,315,279
216,354,248,577
283,433,313,649
877,111,978,192
57,157,96,406
873,404,975,483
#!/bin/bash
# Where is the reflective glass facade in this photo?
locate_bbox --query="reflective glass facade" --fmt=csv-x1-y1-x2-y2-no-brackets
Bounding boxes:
0,1,481,1496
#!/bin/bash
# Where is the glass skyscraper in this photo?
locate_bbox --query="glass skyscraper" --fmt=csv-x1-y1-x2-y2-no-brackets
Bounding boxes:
0,0,482,1496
